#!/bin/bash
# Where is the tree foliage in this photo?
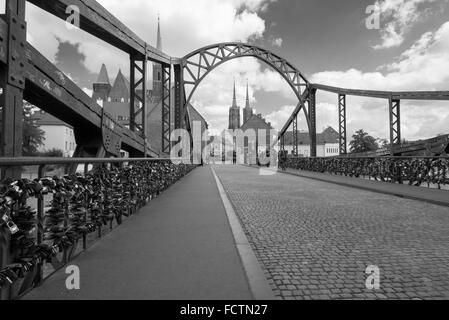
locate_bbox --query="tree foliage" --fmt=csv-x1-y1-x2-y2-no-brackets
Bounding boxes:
0,102,45,156
22,103,45,156
349,129,379,154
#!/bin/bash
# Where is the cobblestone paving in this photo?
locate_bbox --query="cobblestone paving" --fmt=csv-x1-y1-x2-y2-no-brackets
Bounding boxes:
213,165,449,300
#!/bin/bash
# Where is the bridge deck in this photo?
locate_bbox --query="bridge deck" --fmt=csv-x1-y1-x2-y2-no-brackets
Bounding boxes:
214,165,449,300
22,165,449,300
23,166,254,300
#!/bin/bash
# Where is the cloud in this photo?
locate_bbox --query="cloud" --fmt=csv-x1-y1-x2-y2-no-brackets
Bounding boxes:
372,0,448,49
311,21,449,141
265,105,295,130
271,37,283,47
24,0,274,78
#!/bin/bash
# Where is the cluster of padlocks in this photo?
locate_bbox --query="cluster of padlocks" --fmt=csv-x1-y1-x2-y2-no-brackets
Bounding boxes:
285,157,449,188
0,161,196,296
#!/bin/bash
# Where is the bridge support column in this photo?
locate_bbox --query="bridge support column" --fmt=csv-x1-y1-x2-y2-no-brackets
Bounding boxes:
174,64,183,130
0,0,26,300
162,64,171,155
309,89,317,158
130,53,147,156
389,98,401,156
1,0,26,180
338,94,347,155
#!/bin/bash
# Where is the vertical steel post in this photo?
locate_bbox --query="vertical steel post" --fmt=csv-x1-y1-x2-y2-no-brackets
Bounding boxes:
35,165,45,286
0,0,26,180
389,98,401,156
292,114,298,156
129,58,136,132
174,64,183,130
162,64,171,154
129,54,147,156
309,89,317,157
0,0,26,300
338,94,347,155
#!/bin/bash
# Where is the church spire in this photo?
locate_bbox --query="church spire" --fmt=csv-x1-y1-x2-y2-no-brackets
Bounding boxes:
232,78,237,108
157,14,162,51
245,80,250,109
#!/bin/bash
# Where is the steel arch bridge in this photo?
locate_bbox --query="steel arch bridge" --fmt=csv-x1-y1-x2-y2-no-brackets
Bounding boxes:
171,43,314,156
1,0,449,169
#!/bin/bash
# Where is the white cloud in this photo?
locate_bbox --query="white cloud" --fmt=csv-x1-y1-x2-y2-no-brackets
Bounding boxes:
24,0,274,78
265,105,295,130
372,0,447,50
271,37,283,47
311,21,449,141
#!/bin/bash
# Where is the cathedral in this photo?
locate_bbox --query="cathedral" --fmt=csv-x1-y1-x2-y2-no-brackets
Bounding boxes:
226,80,274,162
228,80,273,140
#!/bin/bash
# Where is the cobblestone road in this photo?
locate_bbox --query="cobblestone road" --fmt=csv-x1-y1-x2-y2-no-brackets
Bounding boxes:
213,165,449,300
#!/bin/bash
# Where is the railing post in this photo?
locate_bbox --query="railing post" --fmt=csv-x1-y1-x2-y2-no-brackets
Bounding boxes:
35,165,45,286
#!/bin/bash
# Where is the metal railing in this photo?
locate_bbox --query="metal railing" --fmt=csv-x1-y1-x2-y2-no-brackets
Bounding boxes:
284,156,449,189
0,157,195,300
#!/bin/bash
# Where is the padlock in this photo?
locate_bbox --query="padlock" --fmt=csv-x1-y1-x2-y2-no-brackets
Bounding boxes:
7,220,20,234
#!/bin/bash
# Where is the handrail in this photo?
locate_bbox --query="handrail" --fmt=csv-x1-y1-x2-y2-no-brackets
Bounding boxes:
0,157,189,167
308,156,449,160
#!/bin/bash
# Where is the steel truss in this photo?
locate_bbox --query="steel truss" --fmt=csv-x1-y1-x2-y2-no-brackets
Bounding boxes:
309,89,317,157
130,56,147,136
179,43,313,156
162,65,171,154
389,99,401,155
292,115,298,156
339,94,347,155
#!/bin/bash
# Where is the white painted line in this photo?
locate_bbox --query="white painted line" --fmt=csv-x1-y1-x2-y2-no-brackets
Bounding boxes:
211,166,276,301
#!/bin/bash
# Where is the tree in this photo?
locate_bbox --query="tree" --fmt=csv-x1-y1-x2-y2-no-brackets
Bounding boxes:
22,103,45,156
377,138,390,149
349,129,379,154
0,102,45,156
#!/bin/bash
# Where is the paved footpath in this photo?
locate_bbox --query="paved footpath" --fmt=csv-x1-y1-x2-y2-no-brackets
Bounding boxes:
213,165,449,300
24,166,254,300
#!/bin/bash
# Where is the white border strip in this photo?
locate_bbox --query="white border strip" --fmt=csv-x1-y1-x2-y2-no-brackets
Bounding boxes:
211,167,276,300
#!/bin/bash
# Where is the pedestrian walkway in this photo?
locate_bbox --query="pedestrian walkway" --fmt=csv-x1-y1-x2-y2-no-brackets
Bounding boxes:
282,168,449,207
23,166,260,300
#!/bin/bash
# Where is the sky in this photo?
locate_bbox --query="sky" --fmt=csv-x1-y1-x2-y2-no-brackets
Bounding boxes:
3,0,449,141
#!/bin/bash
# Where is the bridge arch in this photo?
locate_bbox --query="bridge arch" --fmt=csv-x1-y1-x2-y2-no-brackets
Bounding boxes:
178,42,313,135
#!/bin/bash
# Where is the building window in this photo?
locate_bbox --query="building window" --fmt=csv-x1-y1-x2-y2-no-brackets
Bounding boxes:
158,72,161,81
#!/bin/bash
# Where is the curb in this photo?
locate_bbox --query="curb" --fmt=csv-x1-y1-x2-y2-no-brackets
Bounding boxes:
211,167,276,301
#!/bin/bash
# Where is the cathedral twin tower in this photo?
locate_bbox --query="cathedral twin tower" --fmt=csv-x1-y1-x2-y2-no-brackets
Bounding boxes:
229,80,254,130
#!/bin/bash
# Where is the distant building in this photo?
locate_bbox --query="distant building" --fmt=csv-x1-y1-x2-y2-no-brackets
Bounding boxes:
283,127,340,157
34,110,76,157
225,81,274,162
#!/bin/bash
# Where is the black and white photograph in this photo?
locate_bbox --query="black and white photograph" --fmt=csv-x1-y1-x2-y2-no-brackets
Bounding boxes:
0,0,449,312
